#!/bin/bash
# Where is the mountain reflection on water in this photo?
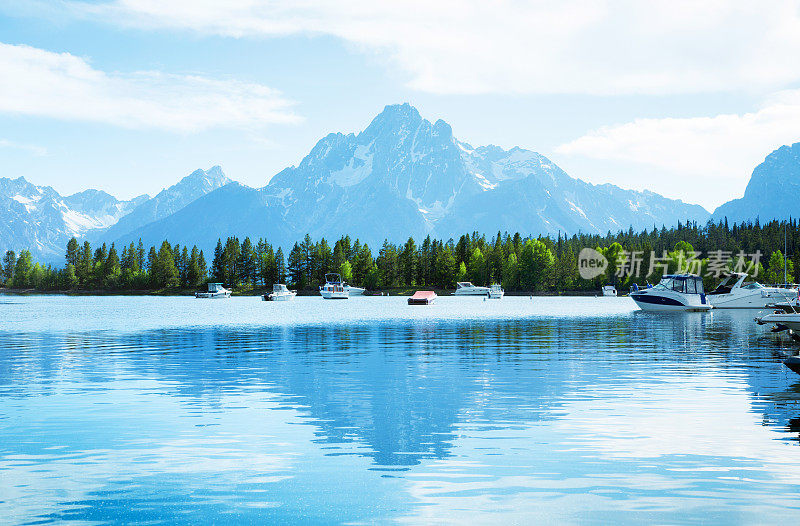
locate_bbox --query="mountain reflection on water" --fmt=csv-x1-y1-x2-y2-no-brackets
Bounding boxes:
2,297,800,523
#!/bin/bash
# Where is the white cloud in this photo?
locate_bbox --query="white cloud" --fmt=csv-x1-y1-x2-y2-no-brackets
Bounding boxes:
0,138,47,156
555,89,800,199
66,0,800,95
0,42,300,132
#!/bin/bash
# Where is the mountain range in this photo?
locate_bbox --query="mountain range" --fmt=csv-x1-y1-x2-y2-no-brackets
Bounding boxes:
1,103,796,263
711,142,800,224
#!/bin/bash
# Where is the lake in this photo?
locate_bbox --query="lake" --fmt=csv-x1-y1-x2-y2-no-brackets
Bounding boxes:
2,295,800,524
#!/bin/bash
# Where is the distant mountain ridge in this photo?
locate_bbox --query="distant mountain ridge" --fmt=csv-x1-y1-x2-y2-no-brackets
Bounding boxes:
0,167,229,263
2,104,715,263
712,142,800,223
92,166,230,244
0,176,148,262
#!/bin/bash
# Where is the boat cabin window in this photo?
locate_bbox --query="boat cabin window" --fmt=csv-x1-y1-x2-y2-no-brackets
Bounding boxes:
656,275,704,294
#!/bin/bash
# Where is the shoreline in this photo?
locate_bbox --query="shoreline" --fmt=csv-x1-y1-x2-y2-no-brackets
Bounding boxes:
0,287,605,297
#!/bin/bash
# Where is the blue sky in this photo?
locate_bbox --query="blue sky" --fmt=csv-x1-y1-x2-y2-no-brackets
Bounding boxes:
2,1,800,211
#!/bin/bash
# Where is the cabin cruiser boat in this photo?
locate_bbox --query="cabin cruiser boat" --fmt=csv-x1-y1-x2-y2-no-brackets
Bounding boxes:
344,284,365,296
319,273,349,299
263,283,296,301
408,291,437,305
487,284,504,299
195,283,231,299
601,285,617,297
630,274,711,312
454,282,490,295
707,272,796,309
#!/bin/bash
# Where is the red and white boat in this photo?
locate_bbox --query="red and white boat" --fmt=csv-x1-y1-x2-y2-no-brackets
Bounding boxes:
408,291,437,305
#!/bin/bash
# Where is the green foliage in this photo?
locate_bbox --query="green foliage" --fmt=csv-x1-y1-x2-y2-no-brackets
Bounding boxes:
766,250,795,284
339,260,353,283
6,217,800,294
2,250,15,286
12,250,33,287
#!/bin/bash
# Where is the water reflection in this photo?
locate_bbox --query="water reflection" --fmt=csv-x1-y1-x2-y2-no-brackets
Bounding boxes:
2,304,800,523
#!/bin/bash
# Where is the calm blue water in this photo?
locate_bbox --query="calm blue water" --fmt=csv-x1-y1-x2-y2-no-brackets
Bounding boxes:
2,295,800,524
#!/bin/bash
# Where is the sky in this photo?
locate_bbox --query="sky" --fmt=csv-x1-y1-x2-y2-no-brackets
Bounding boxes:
1,1,800,211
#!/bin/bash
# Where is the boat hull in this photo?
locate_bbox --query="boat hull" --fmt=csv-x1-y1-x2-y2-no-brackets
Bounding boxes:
408,291,437,305
264,293,296,301
320,291,349,299
630,292,711,312
784,356,800,375
755,312,800,331
709,290,797,309
195,292,231,299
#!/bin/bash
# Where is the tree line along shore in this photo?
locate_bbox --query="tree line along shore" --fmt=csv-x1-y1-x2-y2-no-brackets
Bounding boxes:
0,219,797,295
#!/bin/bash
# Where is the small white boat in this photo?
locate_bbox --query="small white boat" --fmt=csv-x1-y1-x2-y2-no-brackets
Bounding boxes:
487,284,504,299
707,272,797,309
344,284,365,296
263,283,296,301
630,274,711,312
601,285,617,297
454,282,490,296
320,273,349,300
195,283,231,299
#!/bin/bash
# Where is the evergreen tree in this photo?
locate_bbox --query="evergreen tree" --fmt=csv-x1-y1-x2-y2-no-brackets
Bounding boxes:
80,241,92,285
275,247,286,284
65,237,80,268
287,243,305,288
2,250,15,286
211,239,224,281
399,237,417,286
12,250,33,287
154,240,179,288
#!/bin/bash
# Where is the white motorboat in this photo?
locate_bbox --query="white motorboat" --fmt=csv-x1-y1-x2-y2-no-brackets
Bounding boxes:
263,283,296,301
707,272,797,309
344,284,365,296
755,295,800,332
319,273,349,299
487,284,504,299
629,274,712,312
755,309,800,332
601,285,617,297
195,283,231,299
453,282,490,296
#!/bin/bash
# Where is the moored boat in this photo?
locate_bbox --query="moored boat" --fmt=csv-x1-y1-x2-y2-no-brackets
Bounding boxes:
344,284,365,296
487,284,504,299
263,283,296,301
320,273,349,299
630,274,711,312
707,272,797,308
408,291,437,305
453,282,490,296
601,285,617,297
195,283,231,299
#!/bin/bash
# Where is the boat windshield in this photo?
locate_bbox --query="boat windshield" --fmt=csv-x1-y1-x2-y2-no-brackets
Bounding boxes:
654,276,704,294
742,282,763,289
457,282,474,288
